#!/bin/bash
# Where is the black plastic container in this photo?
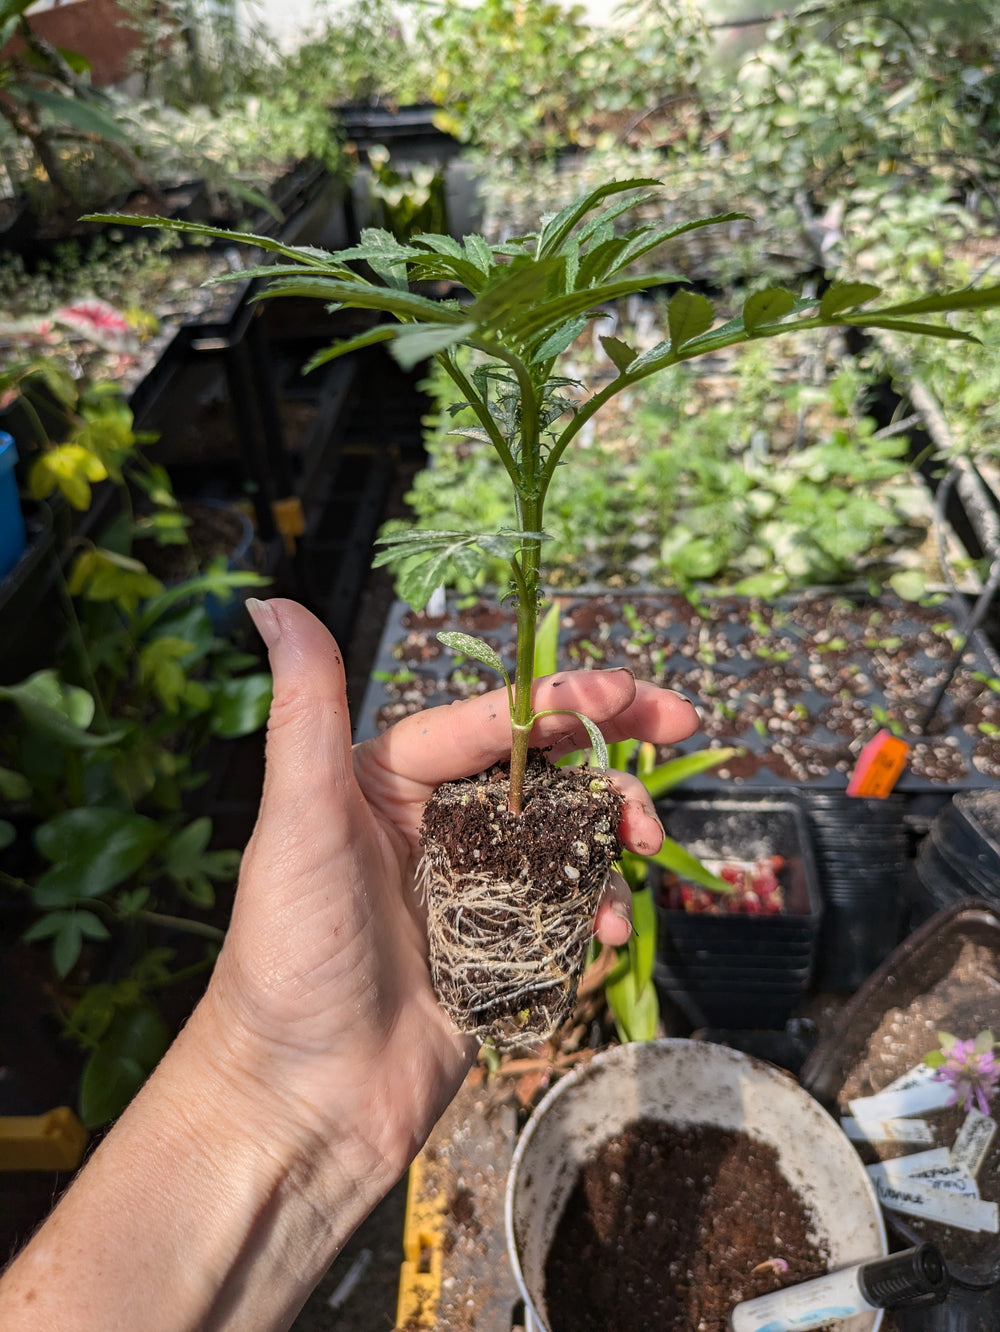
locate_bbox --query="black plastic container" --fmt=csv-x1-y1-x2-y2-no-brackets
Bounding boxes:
797,790,911,991
915,792,1000,917
651,798,822,1030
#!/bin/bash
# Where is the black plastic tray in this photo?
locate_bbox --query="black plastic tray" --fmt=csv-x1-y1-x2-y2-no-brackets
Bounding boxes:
353,592,998,792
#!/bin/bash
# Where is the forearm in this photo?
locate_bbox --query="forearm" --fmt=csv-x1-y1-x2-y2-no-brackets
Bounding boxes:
0,994,398,1332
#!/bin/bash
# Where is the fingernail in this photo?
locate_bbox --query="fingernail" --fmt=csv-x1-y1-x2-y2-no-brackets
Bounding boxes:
247,597,281,648
665,688,703,720
609,901,633,934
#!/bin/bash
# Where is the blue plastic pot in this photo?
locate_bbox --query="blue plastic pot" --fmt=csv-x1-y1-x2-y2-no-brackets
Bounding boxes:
0,432,27,578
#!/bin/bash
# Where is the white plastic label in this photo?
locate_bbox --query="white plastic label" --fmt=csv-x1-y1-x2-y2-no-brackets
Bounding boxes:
951,1110,997,1179
848,1080,955,1122
842,1116,934,1145
870,1172,999,1232
879,1063,941,1097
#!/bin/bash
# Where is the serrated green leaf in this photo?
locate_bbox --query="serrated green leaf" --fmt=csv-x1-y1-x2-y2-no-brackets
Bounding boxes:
743,287,797,333
81,214,335,268
667,290,714,348
574,713,608,769
871,284,1000,318
389,321,477,370
530,316,588,364
511,270,686,343
301,325,398,374
819,282,882,317
469,255,565,325
536,178,660,259
437,631,506,677
600,336,637,373
840,316,979,343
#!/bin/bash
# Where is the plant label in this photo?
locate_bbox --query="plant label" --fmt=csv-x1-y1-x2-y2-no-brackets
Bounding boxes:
879,1062,941,1096
849,1079,955,1122
909,1164,980,1197
951,1109,997,1179
870,1172,999,1232
842,1116,934,1144
846,728,910,798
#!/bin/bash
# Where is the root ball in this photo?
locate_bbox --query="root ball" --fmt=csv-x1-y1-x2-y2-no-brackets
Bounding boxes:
419,751,624,1047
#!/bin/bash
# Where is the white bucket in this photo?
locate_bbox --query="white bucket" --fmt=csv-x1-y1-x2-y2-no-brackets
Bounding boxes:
505,1039,887,1332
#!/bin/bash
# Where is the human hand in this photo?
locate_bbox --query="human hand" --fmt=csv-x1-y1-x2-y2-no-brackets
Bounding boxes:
202,599,699,1185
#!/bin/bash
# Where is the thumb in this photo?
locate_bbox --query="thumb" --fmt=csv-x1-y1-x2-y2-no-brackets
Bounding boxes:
246,598,359,850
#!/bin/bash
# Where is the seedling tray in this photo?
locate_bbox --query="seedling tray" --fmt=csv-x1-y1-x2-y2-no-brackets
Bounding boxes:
354,590,999,792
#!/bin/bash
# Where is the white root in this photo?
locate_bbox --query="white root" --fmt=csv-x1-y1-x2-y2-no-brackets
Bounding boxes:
417,854,610,1047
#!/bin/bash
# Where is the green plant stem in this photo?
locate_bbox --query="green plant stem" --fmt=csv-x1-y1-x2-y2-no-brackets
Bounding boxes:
136,908,226,943
436,352,519,482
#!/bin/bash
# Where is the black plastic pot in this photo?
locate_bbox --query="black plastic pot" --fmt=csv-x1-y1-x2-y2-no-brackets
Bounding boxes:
651,797,822,1030
797,790,911,991
915,792,1000,917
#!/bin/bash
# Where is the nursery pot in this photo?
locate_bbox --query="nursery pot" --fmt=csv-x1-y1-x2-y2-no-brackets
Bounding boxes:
505,1039,887,1332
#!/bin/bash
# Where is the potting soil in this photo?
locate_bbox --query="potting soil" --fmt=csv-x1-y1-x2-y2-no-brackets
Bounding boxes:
543,1118,831,1332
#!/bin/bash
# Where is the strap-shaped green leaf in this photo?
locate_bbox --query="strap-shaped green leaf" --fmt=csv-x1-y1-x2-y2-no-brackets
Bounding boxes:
640,746,745,798
648,836,733,893
574,713,609,769
533,601,561,678
256,277,467,324
19,87,131,144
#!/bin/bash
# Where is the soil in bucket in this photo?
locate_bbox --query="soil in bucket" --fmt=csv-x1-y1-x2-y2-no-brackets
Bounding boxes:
543,1118,831,1332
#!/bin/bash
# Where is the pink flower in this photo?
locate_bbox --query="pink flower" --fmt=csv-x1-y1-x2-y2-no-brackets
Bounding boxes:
53,299,136,352
927,1032,1000,1115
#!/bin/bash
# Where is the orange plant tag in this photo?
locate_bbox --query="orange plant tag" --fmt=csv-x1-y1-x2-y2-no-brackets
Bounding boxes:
846,728,910,798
